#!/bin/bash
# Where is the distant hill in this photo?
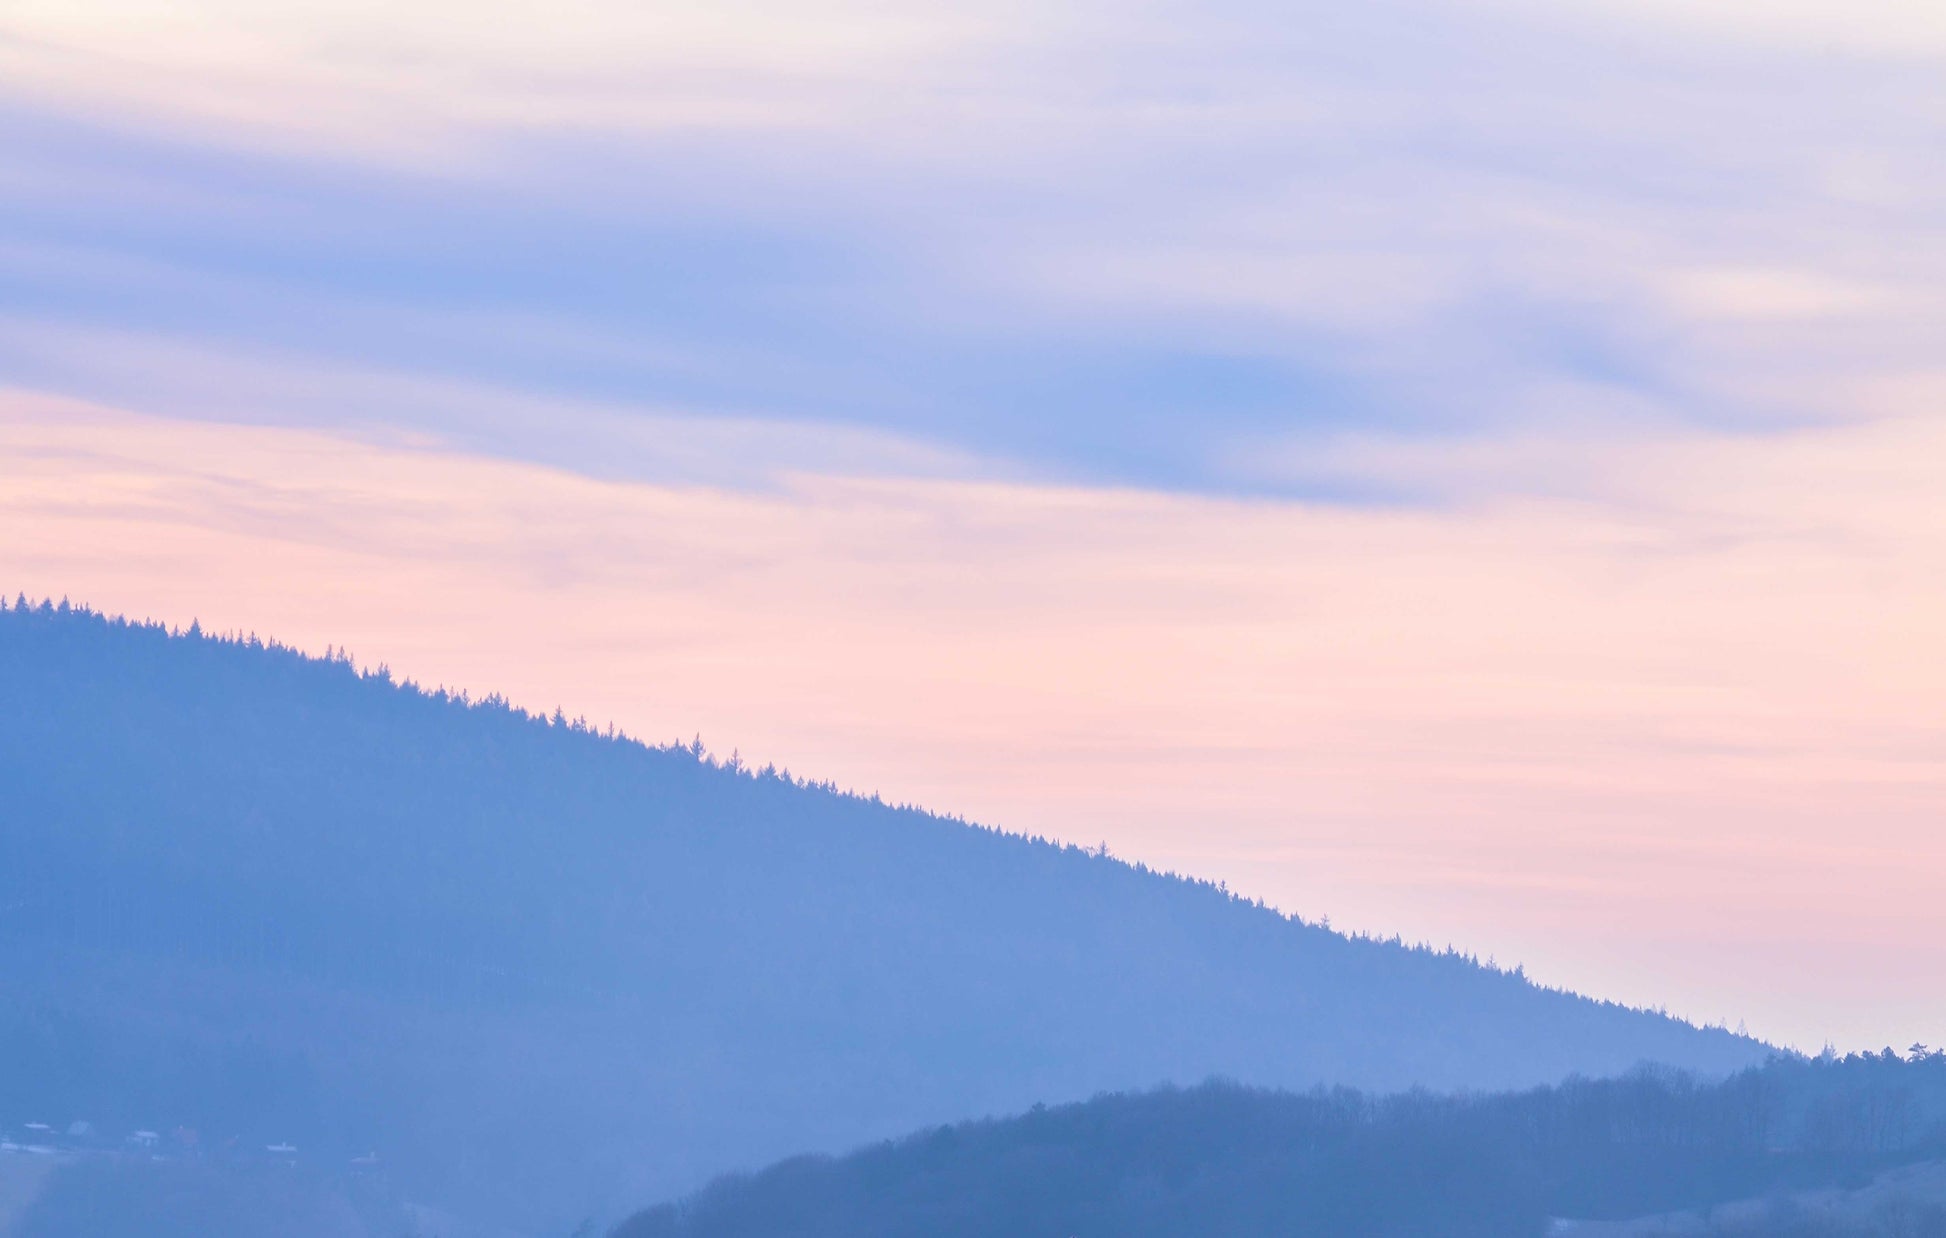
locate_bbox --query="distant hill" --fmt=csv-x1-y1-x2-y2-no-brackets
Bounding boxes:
0,600,1765,1233
616,1052,1946,1238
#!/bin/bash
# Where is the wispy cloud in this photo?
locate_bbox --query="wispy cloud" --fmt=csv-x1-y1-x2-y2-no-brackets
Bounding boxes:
5,0,1944,492
0,0,1006,157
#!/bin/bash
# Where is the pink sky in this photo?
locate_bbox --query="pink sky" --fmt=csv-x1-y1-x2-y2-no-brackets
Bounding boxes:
7,389,1943,1052
7,0,1946,1069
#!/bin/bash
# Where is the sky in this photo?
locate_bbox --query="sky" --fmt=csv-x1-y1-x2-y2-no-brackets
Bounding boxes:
3,0,1944,1052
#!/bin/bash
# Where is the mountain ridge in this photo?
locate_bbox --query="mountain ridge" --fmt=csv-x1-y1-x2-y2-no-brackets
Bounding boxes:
0,598,1767,1232
615,1054,1946,1238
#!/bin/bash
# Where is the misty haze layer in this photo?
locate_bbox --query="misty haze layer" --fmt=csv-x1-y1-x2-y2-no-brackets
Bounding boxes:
0,603,1763,1229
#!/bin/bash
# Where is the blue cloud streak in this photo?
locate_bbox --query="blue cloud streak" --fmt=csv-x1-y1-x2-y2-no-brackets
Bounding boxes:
1,0,1935,496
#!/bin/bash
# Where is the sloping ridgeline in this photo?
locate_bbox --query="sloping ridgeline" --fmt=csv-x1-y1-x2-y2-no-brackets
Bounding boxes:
618,1054,1946,1238
0,601,1764,1233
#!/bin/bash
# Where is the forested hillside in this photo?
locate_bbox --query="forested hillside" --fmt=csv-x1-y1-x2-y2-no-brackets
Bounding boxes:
0,600,1764,1233
617,1052,1946,1238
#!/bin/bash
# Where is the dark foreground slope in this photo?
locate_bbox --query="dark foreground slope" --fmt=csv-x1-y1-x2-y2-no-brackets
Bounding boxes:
0,602,1763,1232
619,1052,1946,1238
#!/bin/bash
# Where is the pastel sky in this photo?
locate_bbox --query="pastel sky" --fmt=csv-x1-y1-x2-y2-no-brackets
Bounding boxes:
3,0,1944,1052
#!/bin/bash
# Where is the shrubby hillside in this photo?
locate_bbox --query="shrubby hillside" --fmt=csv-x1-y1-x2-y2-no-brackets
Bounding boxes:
618,1051,1946,1238
0,600,1764,1232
